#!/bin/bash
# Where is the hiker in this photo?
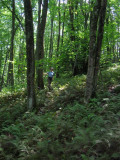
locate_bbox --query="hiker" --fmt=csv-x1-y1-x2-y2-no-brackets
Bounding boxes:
47,67,54,91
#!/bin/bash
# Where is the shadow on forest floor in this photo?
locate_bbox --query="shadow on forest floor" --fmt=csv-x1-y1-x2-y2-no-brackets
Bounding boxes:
0,66,120,159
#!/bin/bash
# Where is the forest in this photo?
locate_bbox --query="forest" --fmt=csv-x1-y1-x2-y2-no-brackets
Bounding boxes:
0,0,120,159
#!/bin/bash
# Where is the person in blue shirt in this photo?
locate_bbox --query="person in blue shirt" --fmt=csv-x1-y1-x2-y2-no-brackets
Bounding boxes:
47,67,54,91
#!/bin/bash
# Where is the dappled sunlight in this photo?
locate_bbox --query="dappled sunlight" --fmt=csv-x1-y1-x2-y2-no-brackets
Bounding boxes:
107,64,120,71
58,84,69,91
0,0,119,158
1,67,120,159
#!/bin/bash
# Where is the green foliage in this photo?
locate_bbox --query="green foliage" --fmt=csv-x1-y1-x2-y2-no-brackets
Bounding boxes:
0,0,120,158
97,65,120,94
1,99,119,159
0,67,120,159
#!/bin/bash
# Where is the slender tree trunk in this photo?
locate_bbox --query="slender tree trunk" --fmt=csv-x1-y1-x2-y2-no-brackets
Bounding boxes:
1,0,25,33
68,0,75,42
85,0,107,103
57,0,61,53
68,0,80,76
24,0,36,110
119,48,120,59
68,0,76,74
7,0,15,87
49,18,54,58
36,0,48,90
1,23,21,89
18,36,25,82
80,0,89,30
0,49,10,91
61,1,66,45
56,0,61,78
113,44,115,62
0,47,2,80
117,42,119,61
61,11,65,45
36,0,42,87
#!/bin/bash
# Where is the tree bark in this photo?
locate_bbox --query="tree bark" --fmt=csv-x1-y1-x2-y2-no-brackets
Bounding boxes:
56,0,61,53
36,0,48,90
0,47,2,81
85,0,107,103
49,18,54,58
61,10,65,45
0,49,10,92
24,0,36,109
56,0,61,78
7,0,15,87
68,0,80,76
18,33,25,82
93,0,107,94
68,0,75,42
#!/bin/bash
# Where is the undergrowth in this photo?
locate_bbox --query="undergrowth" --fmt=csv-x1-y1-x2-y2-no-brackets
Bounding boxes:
0,65,120,160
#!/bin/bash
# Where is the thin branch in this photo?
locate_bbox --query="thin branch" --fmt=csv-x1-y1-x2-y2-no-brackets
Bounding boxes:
1,0,25,33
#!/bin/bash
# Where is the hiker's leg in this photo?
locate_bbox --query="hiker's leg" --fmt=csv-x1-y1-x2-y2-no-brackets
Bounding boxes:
48,78,52,91
48,78,50,90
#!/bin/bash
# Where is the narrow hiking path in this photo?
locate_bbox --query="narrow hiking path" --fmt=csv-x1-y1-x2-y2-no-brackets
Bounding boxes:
38,69,120,115
0,68,120,160
0,75,120,159
39,81,84,114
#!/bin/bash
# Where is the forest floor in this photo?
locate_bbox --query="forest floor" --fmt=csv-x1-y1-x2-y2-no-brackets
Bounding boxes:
0,65,120,160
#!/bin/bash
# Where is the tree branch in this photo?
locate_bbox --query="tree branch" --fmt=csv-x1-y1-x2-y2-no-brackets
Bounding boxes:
1,0,25,33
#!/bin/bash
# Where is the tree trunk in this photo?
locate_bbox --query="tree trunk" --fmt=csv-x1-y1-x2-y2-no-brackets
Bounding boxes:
61,10,65,45
56,0,61,53
1,0,25,33
24,0,36,110
18,36,25,82
68,0,75,42
0,49,10,91
61,0,66,45
68,0,80,76
85,0,107,103
0,47,2,81
7,0,15,87
56,0,61,78
36,0,48,90
49,18,54,58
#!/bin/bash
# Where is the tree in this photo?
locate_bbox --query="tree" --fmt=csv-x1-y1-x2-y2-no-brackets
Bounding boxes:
101,0,120,65
36,0,48,90
85,0,107,104
7,0,15,86
24,0,36,109
56,0,61,78
0,49,9,91
49,0,57,58
0,0,119,94
67,0,89,76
